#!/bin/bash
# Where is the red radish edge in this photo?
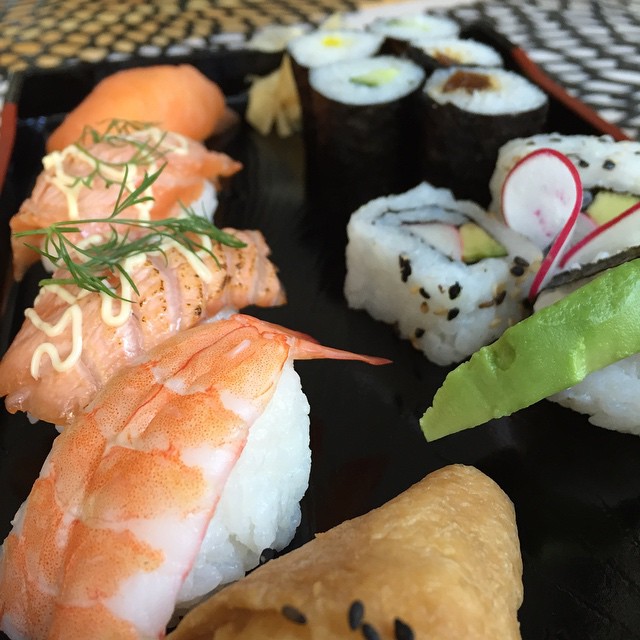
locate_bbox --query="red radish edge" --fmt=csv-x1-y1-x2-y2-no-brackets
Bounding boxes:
559,201,640,268
501,147,583,250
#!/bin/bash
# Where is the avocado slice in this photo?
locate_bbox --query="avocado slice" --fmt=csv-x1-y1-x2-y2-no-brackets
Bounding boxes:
460,222,507,264
350,67,400,87
586,191,640,225
420,258,640,441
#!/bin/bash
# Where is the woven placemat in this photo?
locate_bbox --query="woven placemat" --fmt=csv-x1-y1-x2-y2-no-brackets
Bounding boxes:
0,0,638,138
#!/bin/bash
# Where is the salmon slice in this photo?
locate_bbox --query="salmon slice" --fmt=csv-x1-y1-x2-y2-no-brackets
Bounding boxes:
0,230,286,427
10,126,242,281
46,64,227,153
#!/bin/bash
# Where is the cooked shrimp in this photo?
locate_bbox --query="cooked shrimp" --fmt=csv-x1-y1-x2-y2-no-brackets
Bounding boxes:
10,124,242,280
46,65,228,153
0,314,388,640
0,230,286,427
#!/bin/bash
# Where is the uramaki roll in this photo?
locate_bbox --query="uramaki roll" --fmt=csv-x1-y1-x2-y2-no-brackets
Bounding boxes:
169,464,523,640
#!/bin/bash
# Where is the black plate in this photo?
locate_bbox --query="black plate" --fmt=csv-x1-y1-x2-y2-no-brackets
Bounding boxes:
1,24,639,640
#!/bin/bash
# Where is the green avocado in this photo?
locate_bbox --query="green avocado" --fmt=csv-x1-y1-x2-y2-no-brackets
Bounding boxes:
586,191,639,225
349,67,400,87
460,222,507,264
420,259,640,441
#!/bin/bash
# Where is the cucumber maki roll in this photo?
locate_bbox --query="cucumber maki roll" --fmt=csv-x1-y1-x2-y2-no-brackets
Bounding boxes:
344,182,542,366
421,67,548,206
287,29,384,150
307,55,426,220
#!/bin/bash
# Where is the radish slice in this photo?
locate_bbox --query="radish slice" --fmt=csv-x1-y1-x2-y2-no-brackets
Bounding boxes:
501,148,582,250
560,202,640,269
501,148,582,299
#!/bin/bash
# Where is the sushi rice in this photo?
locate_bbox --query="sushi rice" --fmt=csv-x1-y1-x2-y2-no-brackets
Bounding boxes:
344,182,541,366
176,362,311,607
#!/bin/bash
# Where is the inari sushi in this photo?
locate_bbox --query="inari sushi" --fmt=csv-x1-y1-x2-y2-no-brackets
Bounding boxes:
344,182,541,366
169,464,523,640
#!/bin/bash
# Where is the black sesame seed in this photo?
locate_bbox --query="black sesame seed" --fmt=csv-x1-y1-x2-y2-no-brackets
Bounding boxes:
281,605,307,625
603,159,616,170
259,548,276,565
399,255,412,282
513,255,529,267
578,158,589,168
415,328,425,338
362,622,381,640
348,600,365,630
394,618,415,640
448,282,461,299
510,264,525,277
419,287,430,299
495,290,507,305
447,308,459,321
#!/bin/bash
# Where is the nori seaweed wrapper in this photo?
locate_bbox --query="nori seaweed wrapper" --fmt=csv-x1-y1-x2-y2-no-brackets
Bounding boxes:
421,88,548,207
306,77,425,231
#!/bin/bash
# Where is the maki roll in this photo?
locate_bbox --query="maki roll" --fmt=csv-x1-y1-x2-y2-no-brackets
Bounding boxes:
367,13,460,56
421,66,548,206
344,182,541,366
307,55,425,222
287,29,384,148
407,37,504,76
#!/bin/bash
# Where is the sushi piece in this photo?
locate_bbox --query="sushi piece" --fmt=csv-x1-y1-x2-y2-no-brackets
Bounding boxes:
489,133,640,233
46,64,228,152
306,55,425,221
169,464,523,640
344,182,541,366
407,36,504,75
10,122,242,280
287,29,384,149
0,229,286,427
367,13,460,56
0,314,388,640
421,66,548,206
420,258,640,441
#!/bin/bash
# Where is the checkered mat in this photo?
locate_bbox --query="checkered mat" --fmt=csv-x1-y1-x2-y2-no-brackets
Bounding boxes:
0,0,638,138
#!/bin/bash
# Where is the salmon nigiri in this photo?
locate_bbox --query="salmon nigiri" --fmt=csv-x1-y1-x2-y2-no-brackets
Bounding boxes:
10,122,242,280
0,229,286,427
0,315,388,640
46,64,227,153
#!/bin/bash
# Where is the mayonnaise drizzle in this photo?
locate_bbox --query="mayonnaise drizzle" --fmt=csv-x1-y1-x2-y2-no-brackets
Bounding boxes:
26,286,89,378
28,125,212,378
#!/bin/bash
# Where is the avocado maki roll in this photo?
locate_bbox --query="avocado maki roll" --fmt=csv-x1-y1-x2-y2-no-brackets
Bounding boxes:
344,182,542,366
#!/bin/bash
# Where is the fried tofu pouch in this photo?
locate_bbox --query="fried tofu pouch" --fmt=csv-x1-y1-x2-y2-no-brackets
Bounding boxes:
169,464,523,640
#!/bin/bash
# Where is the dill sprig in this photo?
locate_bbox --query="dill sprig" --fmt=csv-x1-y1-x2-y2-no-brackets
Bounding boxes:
68,119,172,189
14,163,246,301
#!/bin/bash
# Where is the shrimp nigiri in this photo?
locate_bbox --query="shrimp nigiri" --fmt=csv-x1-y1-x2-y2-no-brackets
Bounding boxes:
0,314,389,640
0,229,286,427
46,64,228,153
10,122,241,280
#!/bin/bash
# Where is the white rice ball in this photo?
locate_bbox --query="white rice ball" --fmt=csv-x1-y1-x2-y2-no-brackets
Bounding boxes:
176,362,311,607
